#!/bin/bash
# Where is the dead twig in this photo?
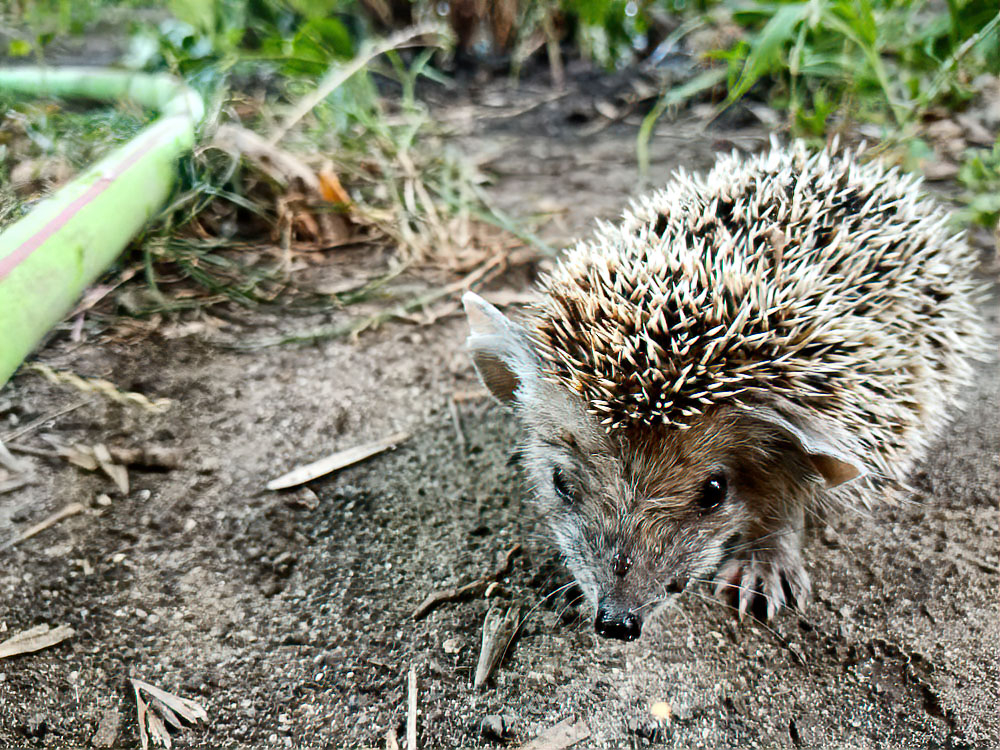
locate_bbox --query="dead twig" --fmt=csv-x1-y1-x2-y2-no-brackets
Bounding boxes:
1,502,86,551
448,397,466,453
1,397,91,443
0,475,34,495
0,623,75,659
517,716,591,750
15,442,185,471
406,664,418,750
4,443,59,459
412,544,520,620
474,604,521,689
267,431,410,490
0,439,27,472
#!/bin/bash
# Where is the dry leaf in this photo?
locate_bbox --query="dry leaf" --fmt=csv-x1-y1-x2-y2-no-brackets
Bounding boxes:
517,716,591,750
64,445,100,471
0,623,75,659
319,166,352,205
145,710,171,749
131,679,209,724
135,687,150,750
131,677,208,750
267,431,409,490
6,503,86,549
149,698,184,730
474,605,521,689
0,439,27,473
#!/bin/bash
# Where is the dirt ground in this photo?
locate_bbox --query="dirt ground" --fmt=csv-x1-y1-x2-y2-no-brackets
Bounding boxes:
1,75,998,749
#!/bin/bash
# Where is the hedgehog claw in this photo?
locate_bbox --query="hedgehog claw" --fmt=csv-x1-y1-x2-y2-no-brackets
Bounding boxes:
715,549,810,622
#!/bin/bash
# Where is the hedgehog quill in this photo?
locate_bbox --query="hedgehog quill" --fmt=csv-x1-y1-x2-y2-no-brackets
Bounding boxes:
463,141,986,642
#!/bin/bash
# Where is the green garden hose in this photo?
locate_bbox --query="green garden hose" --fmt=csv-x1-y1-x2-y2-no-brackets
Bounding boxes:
0,67,204,387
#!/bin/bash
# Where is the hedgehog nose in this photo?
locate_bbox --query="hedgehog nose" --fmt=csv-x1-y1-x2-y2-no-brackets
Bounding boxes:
666,577,688,594
594,601,642,641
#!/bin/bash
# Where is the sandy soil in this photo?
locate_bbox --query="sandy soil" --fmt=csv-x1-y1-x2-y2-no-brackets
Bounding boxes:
0,75,997,749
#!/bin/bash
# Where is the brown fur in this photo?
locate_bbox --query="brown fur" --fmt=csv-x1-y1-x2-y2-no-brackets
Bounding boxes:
510,372,817,625
462,143,984,635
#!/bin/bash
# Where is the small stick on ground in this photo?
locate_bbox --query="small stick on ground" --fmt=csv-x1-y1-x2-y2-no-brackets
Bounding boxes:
406,664,418,750
412,544,520,620
517,716,591,750
0,502,86,551
0,623,75,659
5,443,59,459
267,431,410,490
541,12,565,91
0,439,27,472
474,604,521,689
448,397,466,453
0,476,33,495
1,397,90,443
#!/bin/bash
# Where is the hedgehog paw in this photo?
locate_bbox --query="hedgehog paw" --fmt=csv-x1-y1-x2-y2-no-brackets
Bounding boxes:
714,550,810,622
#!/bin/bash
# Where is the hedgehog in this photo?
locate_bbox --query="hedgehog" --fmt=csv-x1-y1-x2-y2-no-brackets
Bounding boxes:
462,140,987,642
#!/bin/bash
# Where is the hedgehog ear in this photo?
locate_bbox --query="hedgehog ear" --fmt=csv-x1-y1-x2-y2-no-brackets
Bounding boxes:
748,406,867,488
462,292,541,406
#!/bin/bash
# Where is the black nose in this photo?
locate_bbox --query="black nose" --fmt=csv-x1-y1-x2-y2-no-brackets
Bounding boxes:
666,577,688,594
594,604,642,641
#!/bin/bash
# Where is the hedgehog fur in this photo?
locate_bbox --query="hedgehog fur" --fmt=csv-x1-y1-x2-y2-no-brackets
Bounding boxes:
531,139,986,485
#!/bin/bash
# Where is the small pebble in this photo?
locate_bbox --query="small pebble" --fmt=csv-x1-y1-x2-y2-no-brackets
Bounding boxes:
90,706,120,748
480,713,516,740
650,701,672,722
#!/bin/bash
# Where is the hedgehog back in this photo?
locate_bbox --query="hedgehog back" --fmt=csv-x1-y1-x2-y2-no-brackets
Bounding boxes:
532,143,985,480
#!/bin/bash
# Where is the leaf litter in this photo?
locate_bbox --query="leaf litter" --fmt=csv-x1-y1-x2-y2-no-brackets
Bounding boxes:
0,624,75,659
0,22,542,351
130,677,208,750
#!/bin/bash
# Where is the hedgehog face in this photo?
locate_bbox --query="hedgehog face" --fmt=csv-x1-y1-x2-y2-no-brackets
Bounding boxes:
515,389,799,641
463,291,867,641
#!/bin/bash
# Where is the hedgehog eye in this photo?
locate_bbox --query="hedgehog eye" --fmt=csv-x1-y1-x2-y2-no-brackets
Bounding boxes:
552,467,578,504
697,473,727,512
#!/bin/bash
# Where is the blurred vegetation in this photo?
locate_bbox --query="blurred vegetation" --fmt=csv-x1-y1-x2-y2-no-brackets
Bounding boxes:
2,2,517,320
2,0,998,302
956,139,1000,230
11,0,997,123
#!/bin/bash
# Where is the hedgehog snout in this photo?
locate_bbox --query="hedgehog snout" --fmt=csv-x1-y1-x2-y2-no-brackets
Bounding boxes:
665,576,688,594
595,596,643,641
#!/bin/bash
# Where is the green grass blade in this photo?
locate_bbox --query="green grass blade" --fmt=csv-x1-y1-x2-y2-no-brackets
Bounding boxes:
637,67,728,176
